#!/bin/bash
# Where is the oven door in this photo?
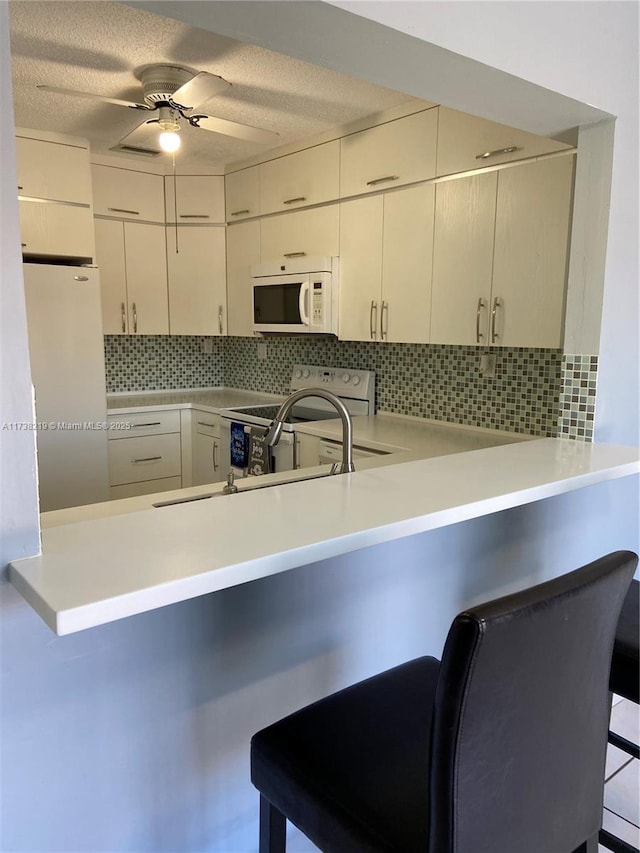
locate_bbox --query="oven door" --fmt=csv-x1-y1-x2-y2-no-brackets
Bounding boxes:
220,419,296,478
252,275,311,334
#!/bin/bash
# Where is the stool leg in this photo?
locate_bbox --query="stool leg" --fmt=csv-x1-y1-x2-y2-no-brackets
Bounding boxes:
574,833,599,853
259,795,286,853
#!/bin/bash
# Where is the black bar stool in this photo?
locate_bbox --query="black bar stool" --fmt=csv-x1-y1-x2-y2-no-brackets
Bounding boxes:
600,578,639,853
251,551,637,853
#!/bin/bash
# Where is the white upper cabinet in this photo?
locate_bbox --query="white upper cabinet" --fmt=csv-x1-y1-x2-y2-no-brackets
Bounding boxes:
16,135,92,204
339,109,438,199
491,156,574,349
259,141,340,215
164,175,225,223
166,225,227,336
436,107,573,177
260,206,339,261
92,164,165,222
431,172,498,346
225,166,260,221
226,220,261,337
19,200,95,261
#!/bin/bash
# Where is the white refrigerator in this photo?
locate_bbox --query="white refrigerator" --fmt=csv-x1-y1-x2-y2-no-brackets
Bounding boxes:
22,263,109,511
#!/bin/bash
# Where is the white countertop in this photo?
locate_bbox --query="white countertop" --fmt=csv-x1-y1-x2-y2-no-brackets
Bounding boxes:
107,387,284,413
10,437,640,635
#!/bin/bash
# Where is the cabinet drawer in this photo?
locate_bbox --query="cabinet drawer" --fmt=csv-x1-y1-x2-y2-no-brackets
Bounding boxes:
259,141,340,215
225,166,260,221
165,175,225,223
436,107,573,177
260,205,339,261
16,136,92,204
92,165,165,222
107,410,181,438
340,110,437,198
108,433,181,485
110,476,183,500
193,413,220,437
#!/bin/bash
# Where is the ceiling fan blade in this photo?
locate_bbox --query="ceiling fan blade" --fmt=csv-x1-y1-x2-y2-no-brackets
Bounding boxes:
170,72,231,110
36,84,152,111
116,120,163,154
193,114,278,144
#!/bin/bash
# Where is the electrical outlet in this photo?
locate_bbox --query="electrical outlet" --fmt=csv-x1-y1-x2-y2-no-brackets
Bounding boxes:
479,353,496,376
257,341,267,361
202,338,213,354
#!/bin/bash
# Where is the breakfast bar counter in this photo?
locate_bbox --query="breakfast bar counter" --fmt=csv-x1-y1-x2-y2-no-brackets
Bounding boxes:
9,438,640,636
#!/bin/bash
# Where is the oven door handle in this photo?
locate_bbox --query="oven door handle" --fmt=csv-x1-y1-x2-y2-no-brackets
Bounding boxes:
298,281,310,327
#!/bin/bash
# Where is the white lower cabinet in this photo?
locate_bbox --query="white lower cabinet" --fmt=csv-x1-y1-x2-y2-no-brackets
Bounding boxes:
295,432,321,469
95,219,169,335
226,220,261,337
260,205,339,261
339,184,435,343
107,409,181,499
166,226,227,335
192,412,222,485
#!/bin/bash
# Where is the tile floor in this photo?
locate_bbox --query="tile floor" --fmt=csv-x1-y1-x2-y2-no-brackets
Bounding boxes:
600,695,640,851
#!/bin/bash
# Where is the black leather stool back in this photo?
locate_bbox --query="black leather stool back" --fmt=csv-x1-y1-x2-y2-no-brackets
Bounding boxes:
428,551,638,853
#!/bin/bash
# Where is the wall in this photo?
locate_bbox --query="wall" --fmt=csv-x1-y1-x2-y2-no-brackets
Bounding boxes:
1,4,638,852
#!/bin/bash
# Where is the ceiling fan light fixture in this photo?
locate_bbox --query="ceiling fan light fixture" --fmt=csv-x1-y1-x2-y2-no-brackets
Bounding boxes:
158,130,181,153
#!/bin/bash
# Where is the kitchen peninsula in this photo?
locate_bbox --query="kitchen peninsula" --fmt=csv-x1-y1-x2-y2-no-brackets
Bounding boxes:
10,432,639,635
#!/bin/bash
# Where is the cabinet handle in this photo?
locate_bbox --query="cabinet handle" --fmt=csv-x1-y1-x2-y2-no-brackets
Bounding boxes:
476,298,486,343
212,441,219,472
21,242,27,248
179,214,210,219
198,421,217,428
282,196,306,205
132,456,162,463
108,207,139,215
120,302,126,333
380,300,389,340
132,302,137,334
18,185,24,190
369,300,378,340
283,251,306,258
230,209,250,216
491,297,500,343
218,305,224,335
131,422,162,428
366,175,399,187
475,146,521,160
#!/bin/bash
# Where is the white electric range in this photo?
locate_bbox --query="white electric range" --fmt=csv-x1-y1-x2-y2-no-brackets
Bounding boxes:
219,364,376,477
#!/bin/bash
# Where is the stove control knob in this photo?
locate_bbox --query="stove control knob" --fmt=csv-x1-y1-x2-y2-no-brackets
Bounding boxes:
294,369,302,379
302,369,310,379
352,375,361,386
342,373,351,383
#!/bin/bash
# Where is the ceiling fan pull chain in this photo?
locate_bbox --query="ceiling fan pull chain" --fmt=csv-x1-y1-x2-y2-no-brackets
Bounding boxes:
173,154,179,254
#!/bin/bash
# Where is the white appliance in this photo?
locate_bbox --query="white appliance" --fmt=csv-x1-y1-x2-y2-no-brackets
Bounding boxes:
219,364,375,478
252,256,339,335
22,263,109,511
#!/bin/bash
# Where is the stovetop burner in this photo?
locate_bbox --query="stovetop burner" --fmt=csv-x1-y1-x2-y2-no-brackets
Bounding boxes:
229,404,340,425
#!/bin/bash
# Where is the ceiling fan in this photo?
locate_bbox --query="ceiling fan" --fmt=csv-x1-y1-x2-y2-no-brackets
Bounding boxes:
37,63,279,154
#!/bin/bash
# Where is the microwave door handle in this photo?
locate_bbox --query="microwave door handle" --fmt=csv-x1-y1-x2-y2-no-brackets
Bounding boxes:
299,281,310,326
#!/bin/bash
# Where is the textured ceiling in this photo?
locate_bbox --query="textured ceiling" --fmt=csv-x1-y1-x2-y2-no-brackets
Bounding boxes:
8,0,419,170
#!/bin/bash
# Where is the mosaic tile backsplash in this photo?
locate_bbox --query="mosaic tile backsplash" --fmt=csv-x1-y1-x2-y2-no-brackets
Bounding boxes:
558,354,598,440
105,335,572,437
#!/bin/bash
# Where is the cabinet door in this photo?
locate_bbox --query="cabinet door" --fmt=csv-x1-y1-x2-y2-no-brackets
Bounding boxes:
165,175,225,223
381,185,435,344
339,110,437,198
194,432,222,484
430,172,497,346
259,141,340,215
19,200,95,261
94,219,128,334
123,222,169,334
295,432,321,469
492,156,573,348
225,166,260,221
92,165,165,222
260,205,339,261
16,136,92,203
338,196,383,342
227,220,261,337
166,226,227,335
436,107,573,177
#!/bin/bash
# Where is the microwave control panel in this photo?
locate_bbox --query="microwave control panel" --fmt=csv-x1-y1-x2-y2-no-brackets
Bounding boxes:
312,281,323,325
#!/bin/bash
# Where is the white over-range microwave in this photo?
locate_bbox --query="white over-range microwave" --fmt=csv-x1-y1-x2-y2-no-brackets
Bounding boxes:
251,256,339,335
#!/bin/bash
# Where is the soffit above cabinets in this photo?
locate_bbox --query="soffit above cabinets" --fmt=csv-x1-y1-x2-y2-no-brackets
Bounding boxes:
8,0,424,171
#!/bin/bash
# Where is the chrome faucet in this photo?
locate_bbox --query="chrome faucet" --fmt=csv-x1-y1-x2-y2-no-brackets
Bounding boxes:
264,388,355,474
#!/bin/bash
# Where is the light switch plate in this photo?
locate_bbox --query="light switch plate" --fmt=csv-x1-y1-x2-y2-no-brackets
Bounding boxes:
257,341,267,361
